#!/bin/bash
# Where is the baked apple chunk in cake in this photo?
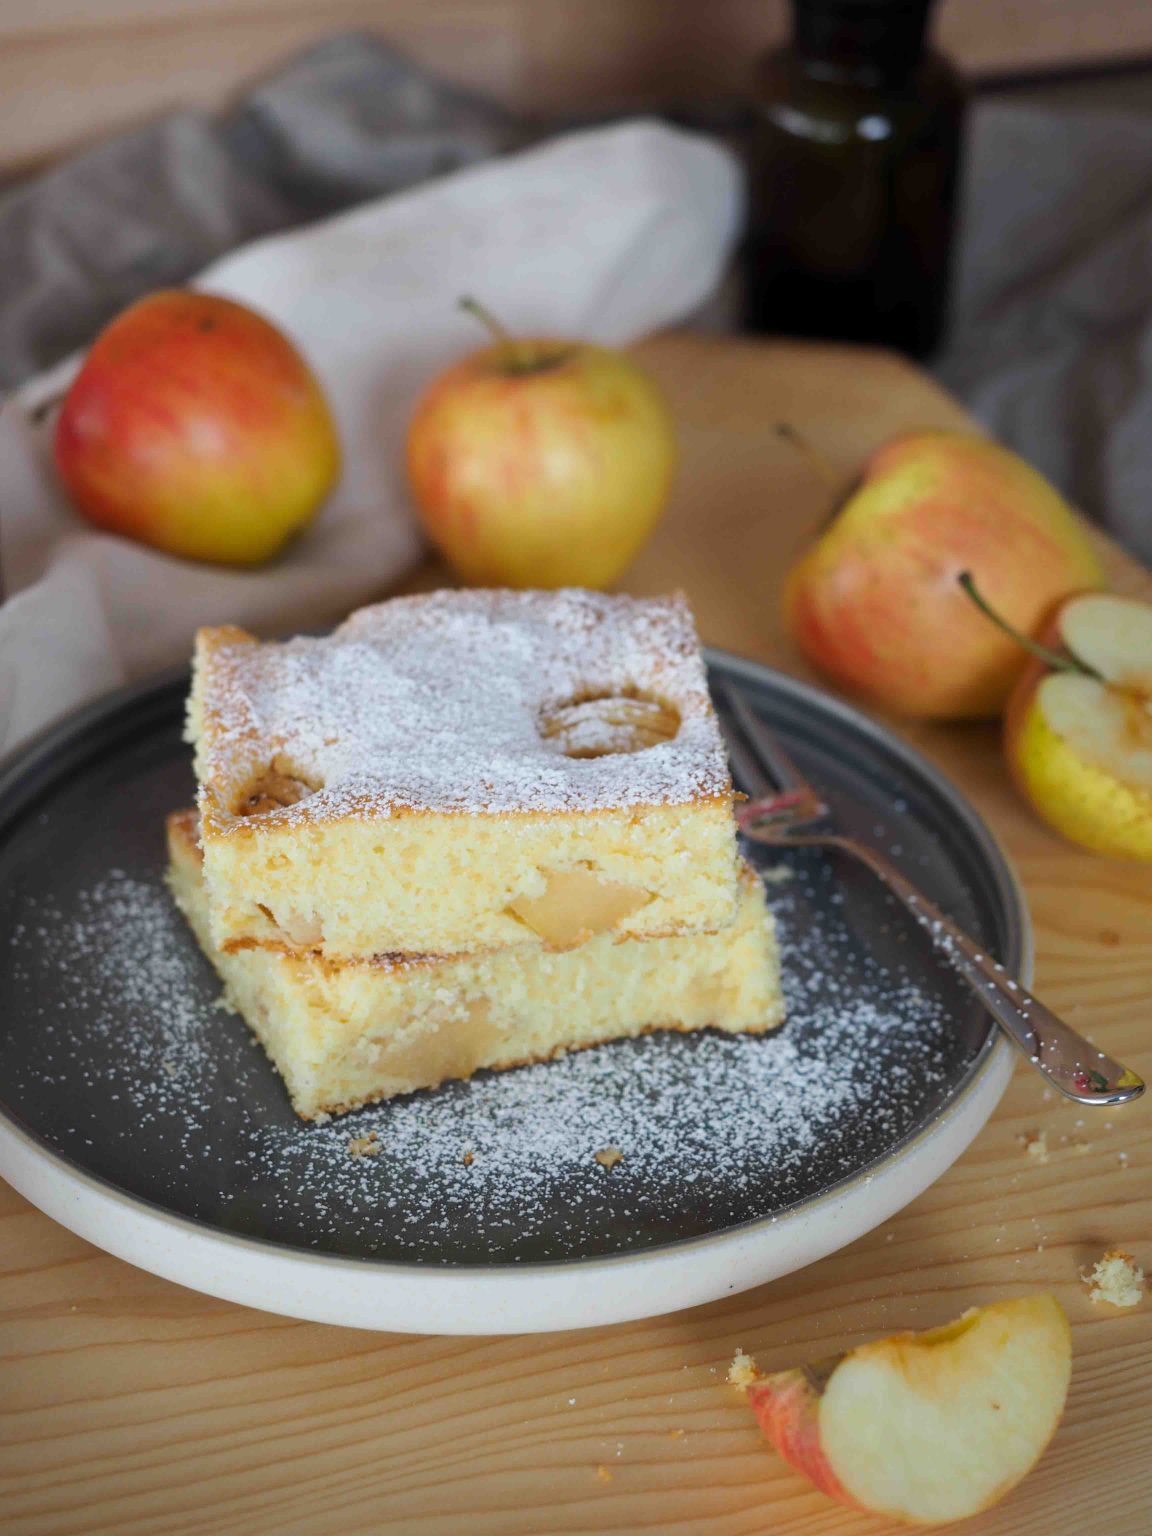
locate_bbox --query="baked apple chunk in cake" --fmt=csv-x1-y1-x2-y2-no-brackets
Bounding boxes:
166,812,783,1119
187,588,742,961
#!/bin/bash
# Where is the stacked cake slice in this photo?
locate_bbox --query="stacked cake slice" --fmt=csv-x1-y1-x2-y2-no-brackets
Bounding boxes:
172,587,784,1119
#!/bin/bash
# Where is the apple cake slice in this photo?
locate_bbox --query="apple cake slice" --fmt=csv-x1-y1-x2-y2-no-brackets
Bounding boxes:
186,588,742,961
166,811,783,1120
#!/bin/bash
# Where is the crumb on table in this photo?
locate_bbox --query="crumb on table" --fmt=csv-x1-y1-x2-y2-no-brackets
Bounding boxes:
727,1348,760,1387
1017,1129,1049,1164
347,1131,381,1158
595,1146,624,1170
1083,1249,1145,1308
595,1465,614,1484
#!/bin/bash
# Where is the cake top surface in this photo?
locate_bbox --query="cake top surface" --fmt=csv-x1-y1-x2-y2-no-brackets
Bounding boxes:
192,588,732,824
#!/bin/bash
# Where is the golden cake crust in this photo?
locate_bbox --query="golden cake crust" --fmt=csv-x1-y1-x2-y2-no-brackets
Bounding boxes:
189,588,733,836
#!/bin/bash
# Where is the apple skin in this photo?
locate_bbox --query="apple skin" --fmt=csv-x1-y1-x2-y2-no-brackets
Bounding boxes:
785,432,1103,720
747,1361,860,1511
1005,599,1152,861
55,290,340,565
406,339,675,589
745,1296,1071,1526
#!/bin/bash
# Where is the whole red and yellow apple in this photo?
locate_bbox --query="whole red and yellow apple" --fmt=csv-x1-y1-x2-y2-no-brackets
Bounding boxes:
407,301,675,588
746,1294,1071,1525
1004,592,1152,860
785,432,1103,720
55,290,340,565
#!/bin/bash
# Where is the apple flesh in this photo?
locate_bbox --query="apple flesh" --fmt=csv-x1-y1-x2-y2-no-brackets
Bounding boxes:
407,327,675,589
55,290,340,565
785,432,1103,720
746,1294,1072,1525
1006,593,1152,860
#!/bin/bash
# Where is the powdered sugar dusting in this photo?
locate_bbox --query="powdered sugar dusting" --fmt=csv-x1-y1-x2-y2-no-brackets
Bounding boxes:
4,850,971,1264
193,589,732,821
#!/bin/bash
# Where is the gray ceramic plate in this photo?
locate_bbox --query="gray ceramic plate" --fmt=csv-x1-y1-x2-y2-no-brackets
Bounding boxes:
0,653,1022,1332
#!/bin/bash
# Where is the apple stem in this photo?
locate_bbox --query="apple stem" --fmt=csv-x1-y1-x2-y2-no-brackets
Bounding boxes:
27,389,66,426
775,423,844,491
459,295,512,346
957,572,1102,679
458,295,539,375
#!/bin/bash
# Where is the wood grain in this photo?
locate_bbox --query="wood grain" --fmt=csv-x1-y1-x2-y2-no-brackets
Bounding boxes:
2,0,1152,173
1,333,1149,1535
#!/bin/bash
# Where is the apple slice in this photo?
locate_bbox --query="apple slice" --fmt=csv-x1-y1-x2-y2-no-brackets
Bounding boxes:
1004,593,1152,861
507,868,653,947
746,1294,1071,1526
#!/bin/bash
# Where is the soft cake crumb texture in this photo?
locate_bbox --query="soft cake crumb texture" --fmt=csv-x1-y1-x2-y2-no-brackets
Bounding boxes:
166,811,783,1119
188,588,741,959
1085,1250,1145,1308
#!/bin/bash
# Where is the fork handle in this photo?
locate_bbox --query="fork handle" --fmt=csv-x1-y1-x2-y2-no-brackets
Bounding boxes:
810,833,1143,1107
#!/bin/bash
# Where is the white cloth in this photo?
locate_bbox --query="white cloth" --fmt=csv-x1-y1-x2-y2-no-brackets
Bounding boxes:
0,119,742,757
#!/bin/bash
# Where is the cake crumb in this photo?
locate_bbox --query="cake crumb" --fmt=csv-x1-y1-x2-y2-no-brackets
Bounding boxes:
595,1146,624,1170
1017,1129,1049,1164
668,1428,685,1439
347,1131,380,1158
727,1348,760,1387
761,864,795,886
463,1149,475,1167
595,1465,614,1483
1084,1250,1145,1308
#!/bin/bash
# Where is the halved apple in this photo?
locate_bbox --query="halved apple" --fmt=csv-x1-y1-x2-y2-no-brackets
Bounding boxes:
1005,593,1152,860
746,1294,1071,1526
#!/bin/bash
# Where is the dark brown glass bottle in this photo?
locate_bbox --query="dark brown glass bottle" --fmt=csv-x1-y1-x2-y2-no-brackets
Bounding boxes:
743,0,965,359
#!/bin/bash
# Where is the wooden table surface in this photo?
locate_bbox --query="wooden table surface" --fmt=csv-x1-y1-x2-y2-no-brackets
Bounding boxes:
1,333,1149,1536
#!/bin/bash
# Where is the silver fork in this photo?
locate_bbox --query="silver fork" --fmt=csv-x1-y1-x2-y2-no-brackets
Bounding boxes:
715,680,1145,1108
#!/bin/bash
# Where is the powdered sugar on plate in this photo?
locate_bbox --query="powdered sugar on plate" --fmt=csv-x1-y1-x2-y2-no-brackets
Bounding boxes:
4,846,976,1265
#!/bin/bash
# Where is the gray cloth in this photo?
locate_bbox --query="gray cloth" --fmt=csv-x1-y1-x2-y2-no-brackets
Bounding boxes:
1,35,1150,562
0,34,521,388
938,101,1152,563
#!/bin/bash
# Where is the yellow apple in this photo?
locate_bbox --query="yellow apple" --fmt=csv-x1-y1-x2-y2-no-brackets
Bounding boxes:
55,290,340,566
406,300,675,588
746,1294,1071,1525
785,432,1103,719
1005,592,1152,860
